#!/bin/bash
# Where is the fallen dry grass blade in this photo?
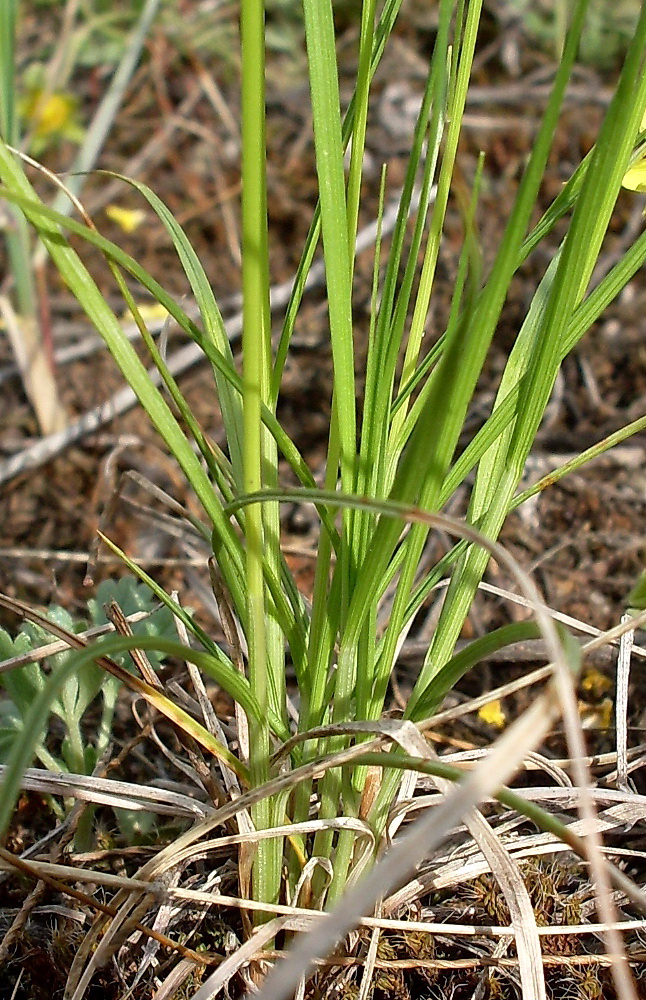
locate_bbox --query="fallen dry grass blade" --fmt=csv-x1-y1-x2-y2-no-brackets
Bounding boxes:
616,612,635,792
0,845,219,974
0,765,212,819
246,678,569,1000
0,292,68,435
191,918,294,1000
418,735,546,1000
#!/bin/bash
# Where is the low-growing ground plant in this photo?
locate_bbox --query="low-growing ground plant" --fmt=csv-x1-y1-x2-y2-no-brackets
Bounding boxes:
0,577,174,776
1,0,646,996
0,577,176,847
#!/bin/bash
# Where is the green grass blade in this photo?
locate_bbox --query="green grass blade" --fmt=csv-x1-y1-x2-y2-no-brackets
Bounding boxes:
0,143,246,612
0,1,18,145
302,0,355,495
101,173,244,482
0,181,329,519
412,622,541,719
407,0,646,714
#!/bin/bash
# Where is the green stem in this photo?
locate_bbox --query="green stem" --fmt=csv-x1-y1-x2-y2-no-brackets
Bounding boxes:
240,0,280,916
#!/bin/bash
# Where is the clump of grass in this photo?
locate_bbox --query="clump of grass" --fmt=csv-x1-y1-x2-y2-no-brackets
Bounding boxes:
1,0,646,996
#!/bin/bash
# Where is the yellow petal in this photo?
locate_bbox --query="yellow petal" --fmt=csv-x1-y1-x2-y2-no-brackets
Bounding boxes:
120,302,169,325
106,204,146,234
580,667,611,698
31,92,75,136
478,699,506,729
579,698,613,732
622,158,646,193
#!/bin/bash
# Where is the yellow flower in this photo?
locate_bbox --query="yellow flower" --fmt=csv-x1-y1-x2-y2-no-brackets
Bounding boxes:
35,93,74,135
622,160,646,193
622,106,646,192
20,85,84,154
478,699,505,729
106,204,146,235
120,303,169,325
580,666,612,699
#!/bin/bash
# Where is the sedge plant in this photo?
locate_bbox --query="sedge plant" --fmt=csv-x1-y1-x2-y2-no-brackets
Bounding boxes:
1,0,646,949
